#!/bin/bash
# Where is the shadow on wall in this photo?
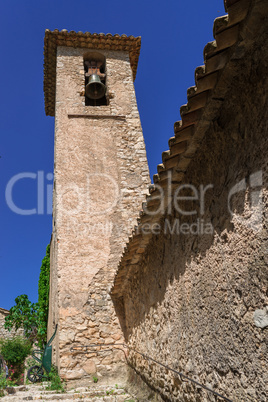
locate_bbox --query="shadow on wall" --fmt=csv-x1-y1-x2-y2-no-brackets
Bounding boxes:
111,36,268,400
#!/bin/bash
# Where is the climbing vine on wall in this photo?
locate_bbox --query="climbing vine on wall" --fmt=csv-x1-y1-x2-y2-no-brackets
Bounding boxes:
37,244,50,347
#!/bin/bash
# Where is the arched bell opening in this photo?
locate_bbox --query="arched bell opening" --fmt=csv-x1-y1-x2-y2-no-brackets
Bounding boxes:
83,52,108,106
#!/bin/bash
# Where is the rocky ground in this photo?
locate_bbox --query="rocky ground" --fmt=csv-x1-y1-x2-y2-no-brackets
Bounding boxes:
0,383,138,401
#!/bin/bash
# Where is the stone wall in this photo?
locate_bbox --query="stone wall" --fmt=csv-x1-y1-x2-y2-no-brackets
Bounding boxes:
116,18,268,402
0,308,10,339
0,308,24,340
47,46,150,383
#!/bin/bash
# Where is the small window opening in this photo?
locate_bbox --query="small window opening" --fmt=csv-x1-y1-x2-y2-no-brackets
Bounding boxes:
84,57,107,106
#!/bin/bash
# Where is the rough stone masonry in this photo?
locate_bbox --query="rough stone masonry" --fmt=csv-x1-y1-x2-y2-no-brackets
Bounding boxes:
112,0,268,400
0,308,24,340
44,32,150,383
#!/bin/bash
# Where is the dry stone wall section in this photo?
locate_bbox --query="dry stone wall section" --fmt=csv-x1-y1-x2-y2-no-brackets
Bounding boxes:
118,26,268,402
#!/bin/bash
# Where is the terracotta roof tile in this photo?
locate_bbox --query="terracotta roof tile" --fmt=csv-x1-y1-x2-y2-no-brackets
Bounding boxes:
43,30,141,116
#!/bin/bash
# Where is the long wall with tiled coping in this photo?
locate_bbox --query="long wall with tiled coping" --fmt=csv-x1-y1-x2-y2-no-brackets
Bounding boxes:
112,0,268,400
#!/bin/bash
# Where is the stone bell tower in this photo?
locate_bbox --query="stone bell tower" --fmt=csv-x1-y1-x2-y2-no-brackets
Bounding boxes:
44,29,150,382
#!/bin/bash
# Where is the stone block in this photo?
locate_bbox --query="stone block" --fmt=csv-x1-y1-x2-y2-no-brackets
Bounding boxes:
83,360,96,374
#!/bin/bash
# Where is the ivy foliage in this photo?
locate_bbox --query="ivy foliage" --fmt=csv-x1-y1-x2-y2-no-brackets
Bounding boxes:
4,294,38,338
37,244,50,347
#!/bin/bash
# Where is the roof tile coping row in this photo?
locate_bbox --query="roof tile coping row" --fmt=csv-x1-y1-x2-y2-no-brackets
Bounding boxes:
44,30,142,116
111,0,255,297
0,307,9,315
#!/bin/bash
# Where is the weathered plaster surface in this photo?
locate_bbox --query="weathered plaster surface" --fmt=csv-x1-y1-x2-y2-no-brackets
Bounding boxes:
47,47,150,382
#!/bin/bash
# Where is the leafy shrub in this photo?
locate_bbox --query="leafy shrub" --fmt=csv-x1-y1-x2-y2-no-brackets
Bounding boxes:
0,337,32,385
0,337,32,367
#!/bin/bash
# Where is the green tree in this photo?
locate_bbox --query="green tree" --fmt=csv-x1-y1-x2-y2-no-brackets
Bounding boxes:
37,244,50,346
5,245,50,347
4,294,38,338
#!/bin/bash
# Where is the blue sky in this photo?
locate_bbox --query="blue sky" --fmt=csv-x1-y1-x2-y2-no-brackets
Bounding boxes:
0,0,225,310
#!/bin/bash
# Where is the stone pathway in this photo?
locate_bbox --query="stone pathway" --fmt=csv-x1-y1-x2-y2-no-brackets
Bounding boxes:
0,383,138,401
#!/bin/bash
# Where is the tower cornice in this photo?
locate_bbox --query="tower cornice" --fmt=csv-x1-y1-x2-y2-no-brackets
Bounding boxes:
44,29,141,116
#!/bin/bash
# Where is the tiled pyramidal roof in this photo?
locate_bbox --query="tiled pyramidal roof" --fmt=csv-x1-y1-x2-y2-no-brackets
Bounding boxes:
43,30,141,116
111,0,267,297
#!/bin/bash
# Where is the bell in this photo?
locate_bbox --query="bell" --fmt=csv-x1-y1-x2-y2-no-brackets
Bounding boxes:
86,74,106,100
